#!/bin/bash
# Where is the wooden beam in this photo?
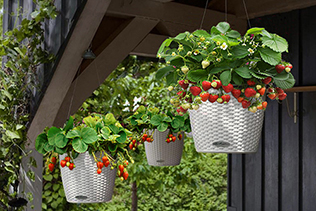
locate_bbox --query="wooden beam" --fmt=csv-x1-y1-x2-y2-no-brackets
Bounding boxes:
106,0,247,35
131,34,168,57
26,0,112,148
285,86,316,93
53,17,159,126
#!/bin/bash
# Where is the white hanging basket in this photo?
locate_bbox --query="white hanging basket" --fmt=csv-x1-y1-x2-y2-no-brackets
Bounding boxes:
144,129,184,166
59,152,116,203
189,93,264,153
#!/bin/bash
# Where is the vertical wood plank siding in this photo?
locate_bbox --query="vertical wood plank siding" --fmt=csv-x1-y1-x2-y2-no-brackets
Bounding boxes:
3,0,85,118
228,7,316,211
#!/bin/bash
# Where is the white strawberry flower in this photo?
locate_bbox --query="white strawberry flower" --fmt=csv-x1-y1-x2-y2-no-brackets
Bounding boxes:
248,48,254,54
220,42,228,50
171,52,176,56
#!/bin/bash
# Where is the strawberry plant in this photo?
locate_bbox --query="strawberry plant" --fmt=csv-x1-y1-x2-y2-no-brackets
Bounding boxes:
35,113,134,181
126,106,191,146
156,22,295,113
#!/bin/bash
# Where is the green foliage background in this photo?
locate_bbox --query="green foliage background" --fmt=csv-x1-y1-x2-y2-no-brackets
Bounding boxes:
42,56,227,210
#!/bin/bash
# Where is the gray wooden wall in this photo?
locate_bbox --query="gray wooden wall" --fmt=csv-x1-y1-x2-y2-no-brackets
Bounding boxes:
2,1,85,210
228,7,316,211
3,0,86,118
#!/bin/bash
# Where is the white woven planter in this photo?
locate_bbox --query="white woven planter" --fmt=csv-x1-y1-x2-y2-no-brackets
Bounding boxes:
189,93,264,153
59,152,116,203
144,129,184,166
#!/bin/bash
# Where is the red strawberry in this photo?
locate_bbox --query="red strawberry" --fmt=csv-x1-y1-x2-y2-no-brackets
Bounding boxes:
178,80,189,89
237,97,244,103
232,89,241,98
69,163,74,170
176,109,184,116
51,157,57,164
60,160,66,168
185,96,193,103
166,138,171,143
178,134,182,140
48,163,54,172
188,80,197,84
200,92,210,102
258,87,266,96
217,97,224,104
242,100,251,108
129,143,133,150
123,171,129,180
146,137,151,142
276,87,284,94
286,64,293,69
244,88,256,98
177,91,186,99
278,93,287,100
262,101,268,108
222,83,234,93
102,156,108,163
172,136,176,142
97,162,104,169
119,165,124,173
267,87,274,93
202,81,212,91
104,160,110,167
247,80,256,86
178,106,188,113
209,94,219,103
275,64,285,73
268,93,277,100
124,161,129,167
190,86,202,96
65,156,71,162
211,80,222,89
262,77,272,84
222,94,231,103
97,169,102,174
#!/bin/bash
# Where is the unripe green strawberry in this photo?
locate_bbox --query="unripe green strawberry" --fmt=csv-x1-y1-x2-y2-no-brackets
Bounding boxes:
168,86,173,91
256,85,262,90
181,66,189,74
192,104,199,110
255,93,261,98
285,67,291,73
182,103,190,110
217,98,223,103
201,60,210,69
170,99,175,104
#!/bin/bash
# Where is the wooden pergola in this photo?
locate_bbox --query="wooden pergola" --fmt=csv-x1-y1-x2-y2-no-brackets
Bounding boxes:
4,0,316,210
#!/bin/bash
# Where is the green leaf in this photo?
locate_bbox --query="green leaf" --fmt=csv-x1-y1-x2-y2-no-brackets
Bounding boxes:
166,71,178,85
3,90,12,101
53,184,60,192
220,70,231,86
44,143,54,152
101,127,111,139
81,127,98,144
157,122,168,132
231,45,249,59
258,47,282,66
209,65,230,74
108,124,119,134
43,174,53,182
192,30,211,38
55,147,67,154
156,66,175,80
157,38,173,55
47,127,63,146
151,115,163,126
232,72,243,85
72,138,88,153
226,30,241,38
116,130,127,144
262,34,288,52
273,71,290,80
5,130,21,139
108,143,118,152
104,113,117,125
250,71,268,79
162,116,172,123
66,129,81,139
63,117,74,132
245,27,264,35
83,116,96,128
234,67,252,79
216,22,230,34
274,73,295,89
55,135,68,148
187,69,208,82
174,32,186,40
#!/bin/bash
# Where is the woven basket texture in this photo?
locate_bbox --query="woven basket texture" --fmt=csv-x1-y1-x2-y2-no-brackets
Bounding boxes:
189,93,264,153
60,152,116,203
144,129,184,166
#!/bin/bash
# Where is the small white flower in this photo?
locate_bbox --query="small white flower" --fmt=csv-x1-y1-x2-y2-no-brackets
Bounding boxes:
242,43,246,46
220,42,228,50
248,48,254,54
171,52,176,56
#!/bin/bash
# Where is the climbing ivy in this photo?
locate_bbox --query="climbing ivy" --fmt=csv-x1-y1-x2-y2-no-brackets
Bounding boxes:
0,0,57,209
